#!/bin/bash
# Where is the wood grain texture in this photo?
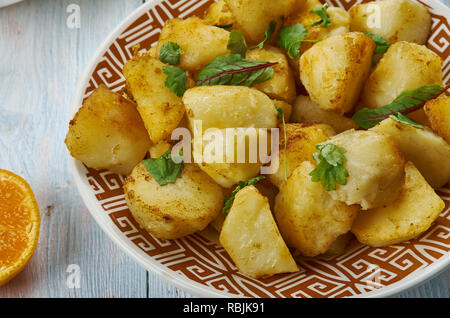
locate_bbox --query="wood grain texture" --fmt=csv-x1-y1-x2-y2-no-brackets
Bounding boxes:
0,0,448,298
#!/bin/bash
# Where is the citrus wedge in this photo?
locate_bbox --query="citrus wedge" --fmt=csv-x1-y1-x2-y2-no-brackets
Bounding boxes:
0,169,40,286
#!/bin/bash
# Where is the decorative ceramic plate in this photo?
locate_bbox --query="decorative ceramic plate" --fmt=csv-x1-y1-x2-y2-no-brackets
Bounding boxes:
69,0,450,298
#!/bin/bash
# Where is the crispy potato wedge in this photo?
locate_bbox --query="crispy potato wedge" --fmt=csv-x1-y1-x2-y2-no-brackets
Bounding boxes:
274,161,360,257
123,54,185,143
349,0,431,45
124,163,224,240
291,95,359,133
352,162,445,247
155,17,230,72
223,0,303,44
246,46,296,104
328,130,406,210
65,85,151,175
424,96,450,144
370,118,450,188
361,41,443,109
299,32,375,114
268,123,336,188
220,185,299,278
183,86,278,132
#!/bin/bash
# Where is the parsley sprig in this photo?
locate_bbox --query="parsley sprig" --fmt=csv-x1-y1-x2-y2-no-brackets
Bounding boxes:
309,4,331,28
159,41,182,65
142,150,184,186
162,66,187,97
253,20,277,49
277,24,308,59
309,142,349,191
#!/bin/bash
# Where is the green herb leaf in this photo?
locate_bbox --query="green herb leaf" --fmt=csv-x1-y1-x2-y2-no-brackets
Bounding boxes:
389,112,424,129
216,23,233,29
310,142,349,191
159,41,182,65
163,66,187,97
142,150,184,186
195,54,276,87
227,30,248,58
222,176,266,215
277,24,308,59
352,84,445,129
363,31,390,55
276,106,288,181
253,20,277,49
309,4,331,28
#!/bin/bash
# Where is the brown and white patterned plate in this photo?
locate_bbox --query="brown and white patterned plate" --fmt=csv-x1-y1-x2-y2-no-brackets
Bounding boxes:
68,0,450,298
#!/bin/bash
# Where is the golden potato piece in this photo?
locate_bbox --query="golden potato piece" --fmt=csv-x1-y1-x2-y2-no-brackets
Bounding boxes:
155,17,230,72
370,118,450,189
268,123,336,188
246,46,296,104
123,54,185,143
349,0,431,45
424,96,450,144
328,130,405,210
352,162,445,247
224,0,303,44
291,95,359,133
274,161,360,257
220,185,299,278
124,163,224,240
149,141,171,159
203,0,235,27
273,99,292,123
65,85,151,175
299,32,375,114
361,41,443,109
183,86,278,132
323,233,354,257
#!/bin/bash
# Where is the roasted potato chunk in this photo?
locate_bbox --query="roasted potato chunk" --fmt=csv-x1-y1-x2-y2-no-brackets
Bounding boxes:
328,130,406,210
268,123,336,188
352,162,445,247
193,127,272,188
361,41,443,109
155,17,230,72
274,161,360,257
291,95,359,133
224,0,303,44
65,85,151,175
123,54,185,143
349,0,431,45
424,96,450,144
370,118,450,189
203,0,235,27
246,46,296,104
220,185,299,278
183,86,278,132
124,163,224,239
299,32,375,114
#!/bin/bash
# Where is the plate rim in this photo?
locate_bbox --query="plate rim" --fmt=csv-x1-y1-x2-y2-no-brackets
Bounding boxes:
67,0,450,298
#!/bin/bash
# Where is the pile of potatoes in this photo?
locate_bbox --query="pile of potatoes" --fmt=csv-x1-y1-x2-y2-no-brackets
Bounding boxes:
65,0,450,279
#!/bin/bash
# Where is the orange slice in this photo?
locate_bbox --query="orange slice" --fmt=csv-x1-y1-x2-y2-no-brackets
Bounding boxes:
0,169,40,286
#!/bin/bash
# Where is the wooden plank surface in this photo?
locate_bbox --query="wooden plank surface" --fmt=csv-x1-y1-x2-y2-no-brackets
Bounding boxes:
0,0,448,298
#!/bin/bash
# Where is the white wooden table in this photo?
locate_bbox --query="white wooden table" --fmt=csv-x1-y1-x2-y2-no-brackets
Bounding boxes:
0,0,448,298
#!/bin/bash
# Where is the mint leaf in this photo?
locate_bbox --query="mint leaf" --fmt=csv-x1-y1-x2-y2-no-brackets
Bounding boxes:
309,4,331,28
222,176,265,215
363,31,390,55
353,84,445,129
277,24,308,59
163,66,187,97
227,30,247,58
142,150,184,186
389,112,424,129
310,142,349,191
195,54,276,87
253,20,277,49
159,41,182,65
